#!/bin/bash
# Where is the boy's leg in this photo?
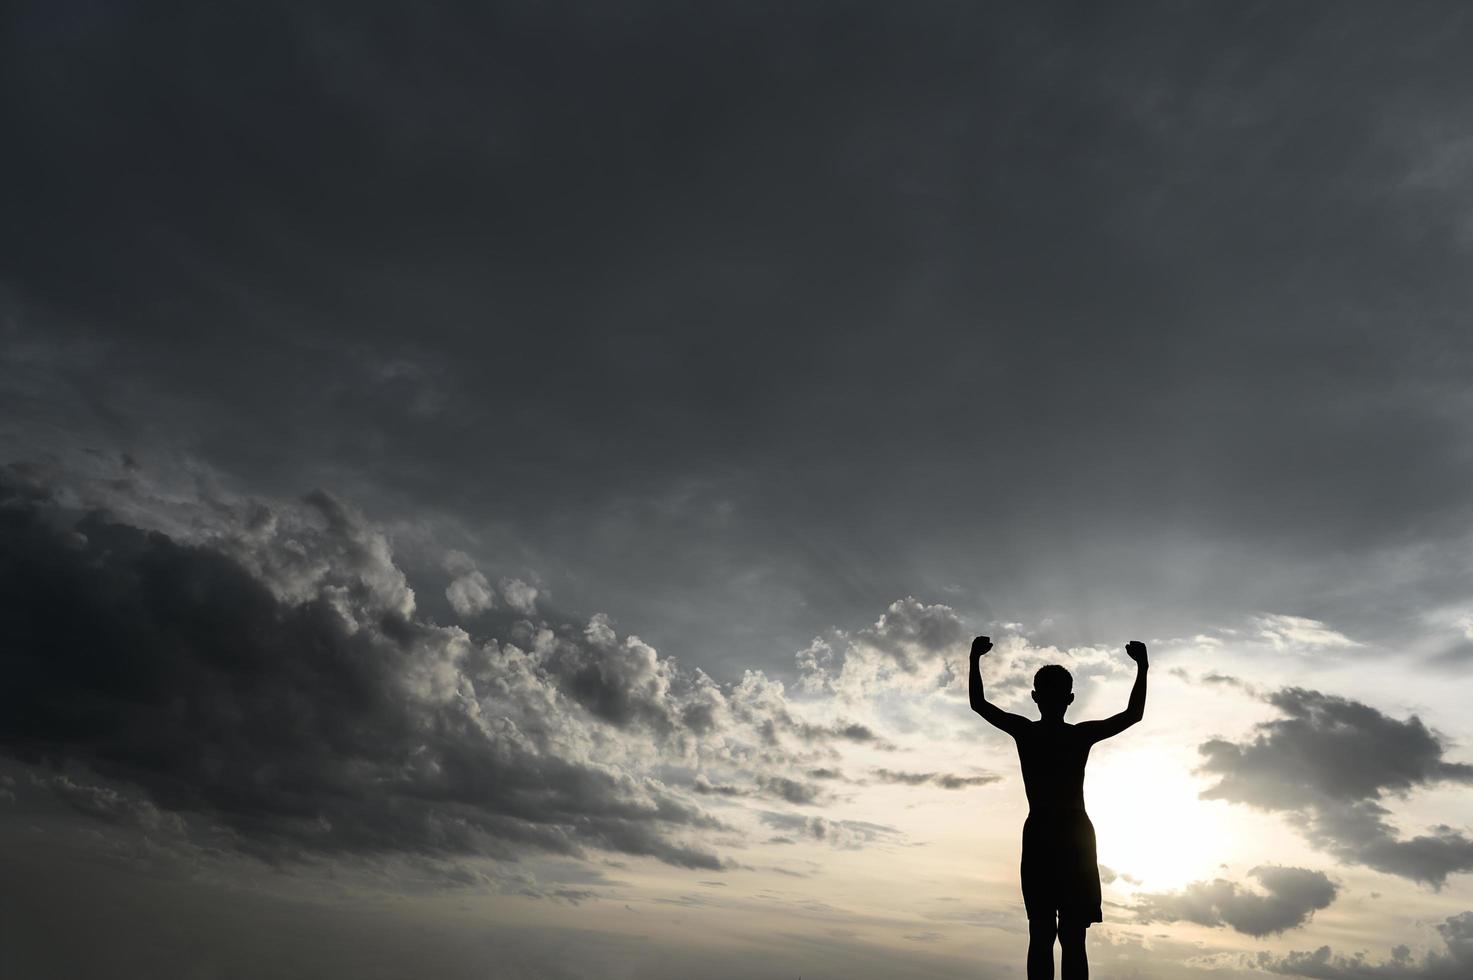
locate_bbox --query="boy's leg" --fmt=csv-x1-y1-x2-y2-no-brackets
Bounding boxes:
1058,919,1087,980
1027,916,1057,980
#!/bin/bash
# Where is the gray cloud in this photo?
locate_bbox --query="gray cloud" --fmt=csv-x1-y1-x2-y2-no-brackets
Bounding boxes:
760,776,824,806
445,571,495,618
1263,910,1473,979
499,578,540,617
0,467,744,870
537,614,682,735
1310,806,1473,890
758,812,902,850
795,597,975,700
9,5,1473,678
1132,865,1337,937
1197,689,1473,886
691,776,747,799
444,551,495,618
692,774,825,806
35,773,186,837
716,664,895,749
869,769,1002,790
802,721,888,746
852,598,968,671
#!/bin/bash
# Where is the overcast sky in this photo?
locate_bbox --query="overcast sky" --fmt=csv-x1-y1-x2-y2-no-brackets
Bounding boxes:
4,3,1473,978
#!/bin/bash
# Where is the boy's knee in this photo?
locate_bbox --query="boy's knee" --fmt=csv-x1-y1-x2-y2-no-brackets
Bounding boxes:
1028,918,1058,939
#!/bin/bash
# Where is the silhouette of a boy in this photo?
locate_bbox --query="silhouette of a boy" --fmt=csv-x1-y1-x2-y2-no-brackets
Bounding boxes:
969,635,1148,980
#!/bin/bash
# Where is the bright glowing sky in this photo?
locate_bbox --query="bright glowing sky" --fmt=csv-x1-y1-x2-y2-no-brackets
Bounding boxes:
5,3,1473,978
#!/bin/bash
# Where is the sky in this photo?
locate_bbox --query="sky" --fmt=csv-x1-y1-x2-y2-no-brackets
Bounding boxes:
3,2,1473,977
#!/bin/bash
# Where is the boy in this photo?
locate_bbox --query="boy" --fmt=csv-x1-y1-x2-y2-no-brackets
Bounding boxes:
969,635,1148,980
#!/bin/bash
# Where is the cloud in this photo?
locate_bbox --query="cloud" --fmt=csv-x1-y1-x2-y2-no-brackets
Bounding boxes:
760,776,824,805
796,598,967,698
718,668,897,752
499,578,540,616
1310,806,1473,890
1197,688,1473,886
446,572,494,617
691,774,825,805
1261,910,1473,979
869,769,1002,790
758,812,902,850
1199,688,1473,806
10,0,1473,713
0,468,749,870
34,773,186,836
444,551,495,618
535,614,682,735
0,462,984,879
691,776,747,798
1132,866,1337,936
856,598,968,667
1254,615,1359,652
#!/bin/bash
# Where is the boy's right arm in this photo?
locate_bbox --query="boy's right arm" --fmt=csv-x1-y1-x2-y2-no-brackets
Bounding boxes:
969,636,1029,737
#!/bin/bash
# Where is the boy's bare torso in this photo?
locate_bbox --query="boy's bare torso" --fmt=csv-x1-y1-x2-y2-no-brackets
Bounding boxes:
1013,721,1091,814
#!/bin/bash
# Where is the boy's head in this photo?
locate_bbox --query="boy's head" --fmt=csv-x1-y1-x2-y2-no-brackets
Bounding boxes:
1031,664,1074,718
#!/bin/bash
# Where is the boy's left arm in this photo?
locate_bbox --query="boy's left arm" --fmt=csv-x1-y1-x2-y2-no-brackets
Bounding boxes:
1077,641,1148,743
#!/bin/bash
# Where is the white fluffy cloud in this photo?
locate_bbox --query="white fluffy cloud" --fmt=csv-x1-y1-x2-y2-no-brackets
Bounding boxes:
445,550,496,618
500,576,539,615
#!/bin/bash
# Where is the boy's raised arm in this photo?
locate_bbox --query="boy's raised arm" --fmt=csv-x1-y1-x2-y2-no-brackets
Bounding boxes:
969,636,1029,736
1078,641,1149,743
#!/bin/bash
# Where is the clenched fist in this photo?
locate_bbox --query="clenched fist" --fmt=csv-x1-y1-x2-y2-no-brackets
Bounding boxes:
1125,640,1148,666
971,635,994,658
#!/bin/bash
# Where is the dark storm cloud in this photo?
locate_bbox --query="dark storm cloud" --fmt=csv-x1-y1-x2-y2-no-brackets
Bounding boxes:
7,2,1473,673
36,773,186,836
1263,910,1473,979
537,614,683,734
0,468,733,869
1197,688,1473,886
1132,865,1337,937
